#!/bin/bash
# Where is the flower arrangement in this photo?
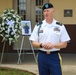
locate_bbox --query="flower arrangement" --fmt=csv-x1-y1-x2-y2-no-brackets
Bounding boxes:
0,9,21,45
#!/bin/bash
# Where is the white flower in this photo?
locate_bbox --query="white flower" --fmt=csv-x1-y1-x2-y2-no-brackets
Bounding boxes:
13,15,16,18
14,29,17,32
17,35,19,38
8,17,11,20
11,32,14,35
0,34,3,37
9,38,13,40
2,28,5,30
5,35,9,37
3,16,6,20
2,23,4,26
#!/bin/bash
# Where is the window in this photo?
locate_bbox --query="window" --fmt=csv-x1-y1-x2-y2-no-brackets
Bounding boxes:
35,0,44,22
18,0,26,20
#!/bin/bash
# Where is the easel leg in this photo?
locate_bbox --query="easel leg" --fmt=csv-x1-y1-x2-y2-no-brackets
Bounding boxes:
17,36,24,64
0,42,6,64
28,36,37,63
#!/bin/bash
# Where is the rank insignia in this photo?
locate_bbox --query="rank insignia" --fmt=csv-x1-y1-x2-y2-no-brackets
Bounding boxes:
56,22,62,26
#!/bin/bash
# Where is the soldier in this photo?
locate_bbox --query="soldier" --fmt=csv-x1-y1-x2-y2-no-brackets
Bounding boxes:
29,3,70,75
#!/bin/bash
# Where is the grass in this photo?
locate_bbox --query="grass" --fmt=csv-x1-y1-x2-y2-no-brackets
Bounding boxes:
0,67,36,75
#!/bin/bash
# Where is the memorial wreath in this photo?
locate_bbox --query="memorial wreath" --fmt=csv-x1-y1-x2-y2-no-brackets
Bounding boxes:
0,9,21,45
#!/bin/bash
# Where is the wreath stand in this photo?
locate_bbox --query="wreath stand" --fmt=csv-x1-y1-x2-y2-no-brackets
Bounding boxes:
0,42,6,64
17,36,36,64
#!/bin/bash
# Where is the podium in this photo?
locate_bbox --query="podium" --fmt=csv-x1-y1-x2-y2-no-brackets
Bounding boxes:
17,36,36,64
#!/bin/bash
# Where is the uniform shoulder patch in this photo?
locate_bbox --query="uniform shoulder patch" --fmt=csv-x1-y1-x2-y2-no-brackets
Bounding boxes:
56,22,62,26
37,21,43,26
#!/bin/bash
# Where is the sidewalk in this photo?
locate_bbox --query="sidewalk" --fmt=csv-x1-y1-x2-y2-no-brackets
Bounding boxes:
0,64,76,75
0,53,76,75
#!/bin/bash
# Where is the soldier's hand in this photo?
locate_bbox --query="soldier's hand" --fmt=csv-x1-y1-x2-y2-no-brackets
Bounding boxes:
42,42,54,50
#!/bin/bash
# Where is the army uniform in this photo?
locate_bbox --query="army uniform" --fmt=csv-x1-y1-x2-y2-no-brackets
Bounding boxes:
29,3,70,75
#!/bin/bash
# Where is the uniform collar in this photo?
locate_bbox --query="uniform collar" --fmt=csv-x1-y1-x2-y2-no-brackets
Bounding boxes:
42,19,56,27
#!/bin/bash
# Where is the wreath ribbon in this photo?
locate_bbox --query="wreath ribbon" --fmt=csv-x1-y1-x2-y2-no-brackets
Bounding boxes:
7,20,15,34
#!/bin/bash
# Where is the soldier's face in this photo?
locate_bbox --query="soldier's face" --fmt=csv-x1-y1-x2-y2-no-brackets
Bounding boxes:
43,8,54,19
